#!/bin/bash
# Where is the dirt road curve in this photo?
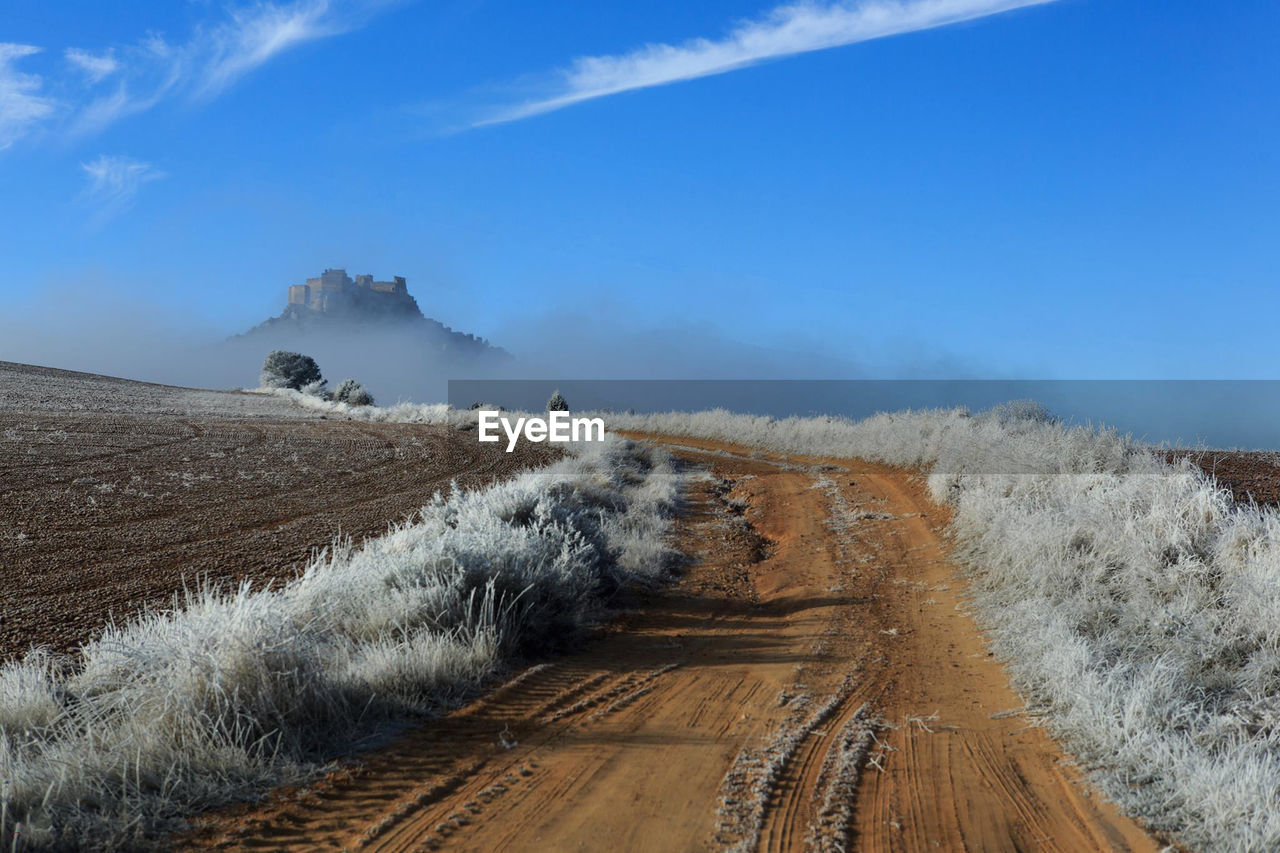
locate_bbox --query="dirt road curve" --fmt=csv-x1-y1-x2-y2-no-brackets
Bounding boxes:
183,437,1161,852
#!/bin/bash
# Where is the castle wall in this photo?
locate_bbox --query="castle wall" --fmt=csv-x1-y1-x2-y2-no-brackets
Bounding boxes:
289,271,412,313
316,269,352,291
371,276,407,295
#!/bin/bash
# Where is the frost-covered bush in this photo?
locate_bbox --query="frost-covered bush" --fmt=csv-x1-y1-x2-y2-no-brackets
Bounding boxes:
0,437,680,849
260,351,323,391
983,398,1056,425
547,390,569,411
299,378,329,400
332,379,374,407
250,386,462,425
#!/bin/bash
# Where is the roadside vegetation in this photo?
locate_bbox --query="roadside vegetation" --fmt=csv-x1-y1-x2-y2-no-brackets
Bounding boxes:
604,405,1280,852
0,436,680,849
13,374,1280,851
243,387,1280,848
242,385,1280,847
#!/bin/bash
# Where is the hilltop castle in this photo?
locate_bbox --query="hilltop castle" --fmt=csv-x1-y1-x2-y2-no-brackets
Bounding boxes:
236,267,507,361
285,268,419,318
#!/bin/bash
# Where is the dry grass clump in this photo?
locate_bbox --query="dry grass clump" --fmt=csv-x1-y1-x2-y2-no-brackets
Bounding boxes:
0,436,680,850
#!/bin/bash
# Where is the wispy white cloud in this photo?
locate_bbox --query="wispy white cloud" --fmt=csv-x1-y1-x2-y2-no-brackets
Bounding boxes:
73,84,169,137
193,0,347,99
79,154,167,223
3,1,393,145
69,0,360,130
65,48,120,83
68,35,185,136
476,0,1056,127
0,44,56,149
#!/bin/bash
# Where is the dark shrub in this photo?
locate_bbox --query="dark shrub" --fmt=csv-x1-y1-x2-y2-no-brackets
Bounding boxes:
261,351,323,391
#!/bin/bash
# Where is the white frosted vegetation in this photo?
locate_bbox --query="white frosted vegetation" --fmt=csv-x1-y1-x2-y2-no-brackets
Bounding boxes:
248,386,456,424
0,436,680,849
13,377,1279,849
607,405,1280,851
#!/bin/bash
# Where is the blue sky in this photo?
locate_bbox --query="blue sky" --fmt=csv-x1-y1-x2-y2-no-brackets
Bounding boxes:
2,0,1278,379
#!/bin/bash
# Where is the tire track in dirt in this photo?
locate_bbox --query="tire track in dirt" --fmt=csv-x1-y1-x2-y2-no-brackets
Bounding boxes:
839,464,1158,853
178,437,1164,852
757,680,880,853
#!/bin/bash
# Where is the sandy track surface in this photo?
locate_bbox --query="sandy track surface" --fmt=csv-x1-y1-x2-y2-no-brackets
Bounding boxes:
0,362,553,663
181,437,1160,852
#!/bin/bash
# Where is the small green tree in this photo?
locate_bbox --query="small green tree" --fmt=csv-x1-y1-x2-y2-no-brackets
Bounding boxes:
547,390,569,411
261,350,323,390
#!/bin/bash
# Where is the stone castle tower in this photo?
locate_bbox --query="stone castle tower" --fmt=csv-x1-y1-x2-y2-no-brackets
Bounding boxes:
287,268,410,314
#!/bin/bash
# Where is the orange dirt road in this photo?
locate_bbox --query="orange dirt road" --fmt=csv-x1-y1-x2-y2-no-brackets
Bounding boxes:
184,437,1162,852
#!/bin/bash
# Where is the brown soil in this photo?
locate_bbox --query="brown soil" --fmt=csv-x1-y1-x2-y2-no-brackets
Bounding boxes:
1170,449,1280,506
0,411,552,663
180,436,1161,852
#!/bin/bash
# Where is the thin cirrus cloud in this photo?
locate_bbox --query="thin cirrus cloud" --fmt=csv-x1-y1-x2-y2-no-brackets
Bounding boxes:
189,0,352,100
73,0,380,135
0,1,393,145
65,48,121,84
79,154,167,224
475,0,1057,127
0,44,56,150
